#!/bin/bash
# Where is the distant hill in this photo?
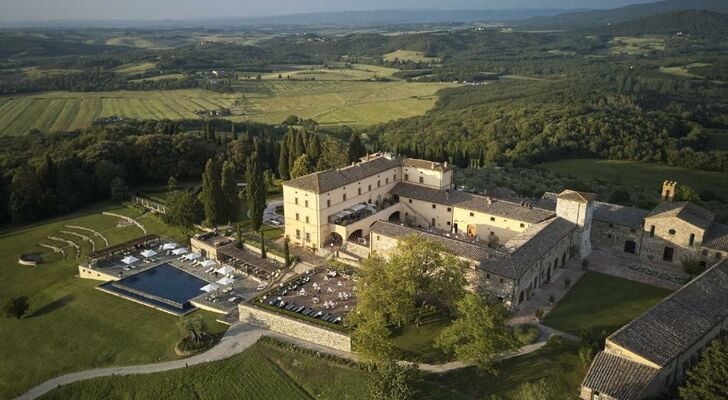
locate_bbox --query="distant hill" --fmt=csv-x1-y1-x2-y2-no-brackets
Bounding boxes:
519,0,728,29
598,10,728,36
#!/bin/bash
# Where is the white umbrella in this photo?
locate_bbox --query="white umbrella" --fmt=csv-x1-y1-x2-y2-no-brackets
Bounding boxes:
121,255,139,265
216,276,235,286
200,283,220,293
162,242,178,250
216,265,235,275
200,259,217,268
172,248,188,256
140,249,157,258
185,253,201,261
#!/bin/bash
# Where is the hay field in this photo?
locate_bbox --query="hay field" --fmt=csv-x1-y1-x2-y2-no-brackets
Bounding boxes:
258,63,400,81
610,36,665,55
0,90,237,135
383,50,440,63
232,80,456,126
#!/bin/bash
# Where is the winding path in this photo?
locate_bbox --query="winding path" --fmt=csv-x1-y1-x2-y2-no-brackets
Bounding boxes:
18,321,577,400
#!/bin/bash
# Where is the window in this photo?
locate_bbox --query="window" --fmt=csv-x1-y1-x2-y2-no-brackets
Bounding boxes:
295,198,299,205
419,177,424,184
609,223,614,228
668,228,676,235
607,234,612,239
343,193,347,201
408,199,412,204
717,252,723,260
304,200,308,207
689,233,695,246
305,232,311,242
368,184,372,191
432,204,436,209
470,212,475,217
393,174,396,181
376,235,380,241
490,217,495,221
486,273,490,279
431,218,436,226
520,223,525,228
305,216,309,223
404,174,409,181
327,199,331,207
649,225,655,237
702,249,709,256
385,178,389,184
447,207,451,212
295,213,299,221
447,221,451,226
377,180,381,187
295,230,301,239
499,278,504,284
358,188,361,195
490,231,495,236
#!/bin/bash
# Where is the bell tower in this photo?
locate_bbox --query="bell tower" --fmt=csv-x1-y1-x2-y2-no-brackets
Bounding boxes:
661,181,677,202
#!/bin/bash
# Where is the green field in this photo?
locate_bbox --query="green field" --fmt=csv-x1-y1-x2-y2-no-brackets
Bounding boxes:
112,62,159,75
542,272,671,336
259,63,401,81
232,80,455,126
40,339,369,400
0,203,226,399
0,90,237,135
539,159,728,200
610,36,665,55
382,50,441,64
659,62,711,79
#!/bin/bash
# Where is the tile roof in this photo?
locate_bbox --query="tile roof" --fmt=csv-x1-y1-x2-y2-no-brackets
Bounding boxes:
557,190,596,203
370,219,575,279
390,182,555,224
593,202,649,228
703,222,728,252
402,158,452,172
645,201,715,230
284,156,401,193
608,260,728,367
581,351,659,400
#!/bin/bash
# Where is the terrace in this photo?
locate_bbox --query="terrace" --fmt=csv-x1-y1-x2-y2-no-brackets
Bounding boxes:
328,195,399,227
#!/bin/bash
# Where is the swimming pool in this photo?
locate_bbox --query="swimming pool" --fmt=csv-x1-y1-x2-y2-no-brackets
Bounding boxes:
100,263,208,315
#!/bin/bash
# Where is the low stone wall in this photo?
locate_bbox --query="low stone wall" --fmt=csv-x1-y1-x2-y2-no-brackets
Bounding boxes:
242,242,287,264
238,303,352,352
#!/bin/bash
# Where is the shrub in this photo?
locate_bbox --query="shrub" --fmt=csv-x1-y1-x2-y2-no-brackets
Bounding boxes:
578,344,596,367
514,324,541,345
548,295,555,306
2,296,29,319
581,259,589,269
534,308,545,321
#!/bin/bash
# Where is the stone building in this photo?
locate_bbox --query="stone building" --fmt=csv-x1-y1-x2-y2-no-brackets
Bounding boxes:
580,259,728,400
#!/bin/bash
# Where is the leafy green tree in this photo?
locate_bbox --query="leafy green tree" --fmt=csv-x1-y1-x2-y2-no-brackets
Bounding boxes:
245,150,266,231
367,361,422,400
352,311,397,361
110,177,128,201
163,191,203,233
291,154,314,178
221,160,240,223
3,296,29,319
167,176,178,193
676,185,701,202
435,293,518,373
681,251,705,277
316,137,349,170
679,337,728,400
201,158,223,226
305,133,321,165
283,115,299,125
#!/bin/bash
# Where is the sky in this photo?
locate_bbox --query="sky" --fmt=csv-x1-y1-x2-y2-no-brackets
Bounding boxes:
0,0,657,21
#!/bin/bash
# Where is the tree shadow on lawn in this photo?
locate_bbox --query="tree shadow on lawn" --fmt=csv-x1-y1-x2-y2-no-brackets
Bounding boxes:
27,294,75,318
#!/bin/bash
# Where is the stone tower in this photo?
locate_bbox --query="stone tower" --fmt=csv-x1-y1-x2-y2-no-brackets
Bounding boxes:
661,181,677,202
556,190,595,258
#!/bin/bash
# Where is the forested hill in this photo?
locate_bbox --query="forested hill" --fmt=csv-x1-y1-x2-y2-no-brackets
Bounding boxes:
598,10,728,36
519,0,728,29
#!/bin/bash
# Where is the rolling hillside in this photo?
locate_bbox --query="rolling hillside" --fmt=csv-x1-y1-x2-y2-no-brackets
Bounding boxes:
599,10,728,35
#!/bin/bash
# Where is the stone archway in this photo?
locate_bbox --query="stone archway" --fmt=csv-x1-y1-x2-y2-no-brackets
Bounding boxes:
348,229,363,241
388,211,401,222
467,224,477,237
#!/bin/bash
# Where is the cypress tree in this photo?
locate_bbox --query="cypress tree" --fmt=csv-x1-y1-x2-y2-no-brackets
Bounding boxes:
246,147,266,231
260,230,267,259
278,139,290,180
201,158,223,226
221,160,240,223
348,132,366,163
283,238,291,267
306,134,321,166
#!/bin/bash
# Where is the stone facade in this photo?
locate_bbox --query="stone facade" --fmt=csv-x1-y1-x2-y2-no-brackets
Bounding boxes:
592,220,642,256
238,303,352,352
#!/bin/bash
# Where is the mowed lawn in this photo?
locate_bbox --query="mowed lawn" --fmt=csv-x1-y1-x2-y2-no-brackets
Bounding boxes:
0,89,238,135
542,272,672,336
539,158,728,200
0,203,226,399
232,80,456,127
40,340,369,400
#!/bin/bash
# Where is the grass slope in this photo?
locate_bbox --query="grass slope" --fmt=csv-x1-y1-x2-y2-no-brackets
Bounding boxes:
542,271,672,336
538,159,728,200
40,340,369,400
0,203,225,399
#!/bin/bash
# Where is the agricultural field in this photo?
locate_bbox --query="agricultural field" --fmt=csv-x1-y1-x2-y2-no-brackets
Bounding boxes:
112,62,159,75
609,36,665,55
659,62,711,79
40,339,369,400
0,203,226,399
129,73,186,83
257,63,400,81
538,159,728,200
382,50,440,64
105,36,172,49
232,80,456,126
0,89,237,135
542,272,671,336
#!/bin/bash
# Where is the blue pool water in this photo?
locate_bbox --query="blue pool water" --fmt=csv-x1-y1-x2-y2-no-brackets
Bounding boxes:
100,263,207,314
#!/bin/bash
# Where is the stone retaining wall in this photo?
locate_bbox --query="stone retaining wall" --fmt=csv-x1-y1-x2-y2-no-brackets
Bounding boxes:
238,303,352,352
